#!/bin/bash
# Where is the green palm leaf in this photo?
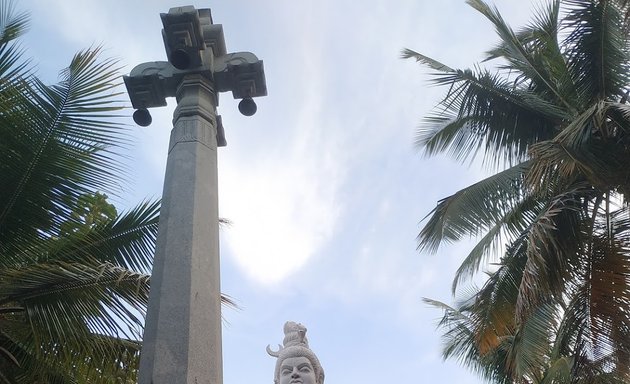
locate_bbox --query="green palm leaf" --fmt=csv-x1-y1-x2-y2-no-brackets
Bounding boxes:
0,46,125,261
452,192,542,293
418,161,530,253
417,66,565,168
469,0,579,114
563,0,630,105
49,200,161,273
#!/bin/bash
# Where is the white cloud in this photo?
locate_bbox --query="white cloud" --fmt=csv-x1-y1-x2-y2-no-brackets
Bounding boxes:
214,1,352,285
219,141,342,284
218,69,344,284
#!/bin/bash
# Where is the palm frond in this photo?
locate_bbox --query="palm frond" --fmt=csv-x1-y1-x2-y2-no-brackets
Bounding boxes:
517,185,587,321
0,47,126,262
0,260,149,340
505,303,558,381
424,294,513,384
0,0,27,45
47,200,161,273
484,0,561,62
540,356,573,384
563,0,630,105
2,325,139,383
468,0,578,113
400,48,453,72
418,67,565,168
451,192,542,293
418,161,529,253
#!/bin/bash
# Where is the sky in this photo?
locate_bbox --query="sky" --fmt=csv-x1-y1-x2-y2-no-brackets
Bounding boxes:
19,1,537,383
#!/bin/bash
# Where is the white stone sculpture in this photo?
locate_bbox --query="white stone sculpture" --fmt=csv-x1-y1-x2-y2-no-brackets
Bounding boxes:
267,322,325,384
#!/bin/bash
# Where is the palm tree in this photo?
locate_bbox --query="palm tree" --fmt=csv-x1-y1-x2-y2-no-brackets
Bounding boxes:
0,1,230,382
404,0,630,382
0,2,156,382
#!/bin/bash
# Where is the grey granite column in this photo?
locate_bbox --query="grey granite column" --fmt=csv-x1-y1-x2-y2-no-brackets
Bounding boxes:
124,7,266,383
138,74,222,384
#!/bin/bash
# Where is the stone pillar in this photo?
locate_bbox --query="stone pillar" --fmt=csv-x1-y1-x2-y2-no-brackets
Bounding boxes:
138,74,222,384
124,7,266,383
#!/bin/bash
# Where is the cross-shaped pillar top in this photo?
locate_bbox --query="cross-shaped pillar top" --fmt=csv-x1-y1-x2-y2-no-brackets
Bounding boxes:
123,6,267,133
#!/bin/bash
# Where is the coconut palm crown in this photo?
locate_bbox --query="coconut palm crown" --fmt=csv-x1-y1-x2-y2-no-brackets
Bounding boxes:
405,0,630,382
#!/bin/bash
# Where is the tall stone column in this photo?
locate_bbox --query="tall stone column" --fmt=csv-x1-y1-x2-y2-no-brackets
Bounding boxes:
138,74,222,384
123,6,266,384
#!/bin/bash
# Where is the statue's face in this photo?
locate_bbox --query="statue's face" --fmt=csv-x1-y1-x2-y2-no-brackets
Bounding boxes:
279,356,317,384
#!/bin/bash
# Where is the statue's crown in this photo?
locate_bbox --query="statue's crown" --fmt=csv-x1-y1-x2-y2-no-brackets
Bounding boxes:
267,321,324,384
267,321,308,357
267,321,308,356
282,321,308,347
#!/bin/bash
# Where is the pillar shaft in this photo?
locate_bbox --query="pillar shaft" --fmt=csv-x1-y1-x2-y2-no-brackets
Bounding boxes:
138,75,222,384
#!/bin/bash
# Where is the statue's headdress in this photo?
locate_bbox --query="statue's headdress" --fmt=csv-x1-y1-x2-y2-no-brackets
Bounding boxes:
267,321,324,384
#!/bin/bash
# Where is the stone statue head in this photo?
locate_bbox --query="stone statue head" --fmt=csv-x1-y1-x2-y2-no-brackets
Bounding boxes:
267,321,325,384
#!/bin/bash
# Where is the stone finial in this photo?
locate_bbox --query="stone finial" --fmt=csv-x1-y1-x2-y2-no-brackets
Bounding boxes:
124,5,267,129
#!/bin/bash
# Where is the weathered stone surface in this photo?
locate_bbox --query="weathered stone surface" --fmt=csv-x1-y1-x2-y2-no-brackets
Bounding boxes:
124,6,267,384
138,78,222,384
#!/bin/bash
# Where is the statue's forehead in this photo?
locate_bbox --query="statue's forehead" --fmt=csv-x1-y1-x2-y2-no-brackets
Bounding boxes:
280,356,312,368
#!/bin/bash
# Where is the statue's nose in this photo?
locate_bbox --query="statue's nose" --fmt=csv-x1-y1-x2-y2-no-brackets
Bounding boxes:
291,368,299,378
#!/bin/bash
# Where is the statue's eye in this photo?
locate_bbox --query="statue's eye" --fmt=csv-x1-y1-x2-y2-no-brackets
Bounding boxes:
300,367,311,373
281,369,292,375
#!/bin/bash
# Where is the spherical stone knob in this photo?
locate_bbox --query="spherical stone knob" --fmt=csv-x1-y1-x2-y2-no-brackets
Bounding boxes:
238,97,257,116
133,108,152,127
